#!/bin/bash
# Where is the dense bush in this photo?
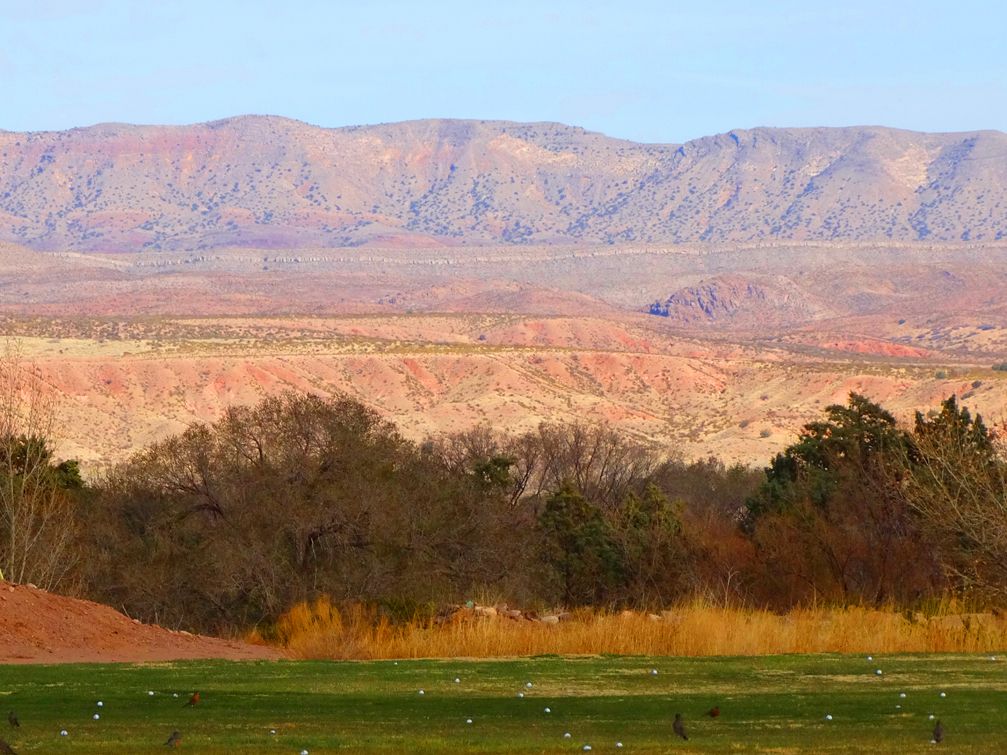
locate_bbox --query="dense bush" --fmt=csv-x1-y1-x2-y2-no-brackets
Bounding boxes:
76,393,760,632
85,393,527,632
742,394,944,605
19,388,1007,635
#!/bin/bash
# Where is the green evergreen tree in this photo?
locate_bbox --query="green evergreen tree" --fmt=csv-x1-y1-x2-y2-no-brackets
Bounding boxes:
538,482,621,605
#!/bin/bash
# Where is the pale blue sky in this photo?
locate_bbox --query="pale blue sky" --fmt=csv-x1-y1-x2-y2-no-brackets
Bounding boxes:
1,0,1004,143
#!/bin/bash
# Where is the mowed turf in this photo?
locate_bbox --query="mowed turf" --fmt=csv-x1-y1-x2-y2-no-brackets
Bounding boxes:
0,654,1004,753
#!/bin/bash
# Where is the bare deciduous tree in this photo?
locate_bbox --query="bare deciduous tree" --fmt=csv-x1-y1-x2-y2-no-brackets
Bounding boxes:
0,341,79,589
904,402,1007,598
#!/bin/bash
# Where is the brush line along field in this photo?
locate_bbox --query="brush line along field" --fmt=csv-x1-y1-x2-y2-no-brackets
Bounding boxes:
264,602,1007,660
1,655,1004,753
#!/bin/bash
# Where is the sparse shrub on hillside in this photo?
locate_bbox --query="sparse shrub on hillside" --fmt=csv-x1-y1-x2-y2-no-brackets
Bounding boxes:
993,363,1007,372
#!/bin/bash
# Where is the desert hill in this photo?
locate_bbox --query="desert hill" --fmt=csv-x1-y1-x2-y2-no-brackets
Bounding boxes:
1,117,1005,251
1,238,1006,468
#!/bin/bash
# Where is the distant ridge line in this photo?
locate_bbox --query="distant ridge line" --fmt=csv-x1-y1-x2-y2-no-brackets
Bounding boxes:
1,117,1005,251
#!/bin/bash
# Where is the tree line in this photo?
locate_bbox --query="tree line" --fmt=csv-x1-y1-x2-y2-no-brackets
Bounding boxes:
2,365,1006,635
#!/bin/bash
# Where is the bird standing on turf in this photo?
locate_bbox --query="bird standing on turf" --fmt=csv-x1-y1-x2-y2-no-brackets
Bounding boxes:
705,706,720,718
933,719,944,743
164,730,182,748
0,737,16,755
185,692,200,707
673,713,688,740
5,712,17,729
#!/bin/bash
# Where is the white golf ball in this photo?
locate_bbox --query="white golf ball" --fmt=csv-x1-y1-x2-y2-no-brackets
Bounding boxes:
172,693,179,698
269,729,276,734
583,746,593,752
393,662,398,666
466,718,473,724
92,713,100,720
875,669,883,675
991,656,998,661
517,692,524,698
896,704,902,710
147,691,155,696
929,714,935,720
650,668,658,676
526,682,533,688
544,707,551,713
939,691,946,698
899,692,906,698
825,714,833,721
867,655,873,661
564,732,572,739
418,689,425,695
96,701,103,707
616,743,623,749
454,677,461,683
60,730,68,736
301,750,309,755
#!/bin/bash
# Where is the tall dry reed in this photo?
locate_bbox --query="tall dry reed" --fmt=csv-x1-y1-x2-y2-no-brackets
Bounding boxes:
250,597,1007,660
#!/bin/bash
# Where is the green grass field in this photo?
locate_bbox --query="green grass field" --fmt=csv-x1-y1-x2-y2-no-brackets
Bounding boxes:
1,654,1004,752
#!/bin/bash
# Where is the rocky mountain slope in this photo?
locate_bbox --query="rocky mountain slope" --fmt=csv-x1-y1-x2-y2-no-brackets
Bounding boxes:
1,117,1005,251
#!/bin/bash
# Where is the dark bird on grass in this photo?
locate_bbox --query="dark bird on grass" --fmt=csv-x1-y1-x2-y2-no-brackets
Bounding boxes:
185,692,200,707
705,706,720,718
673,713,688,740
5,712,17,728
0,737,16,755
933,719,944,743
164,730,182,748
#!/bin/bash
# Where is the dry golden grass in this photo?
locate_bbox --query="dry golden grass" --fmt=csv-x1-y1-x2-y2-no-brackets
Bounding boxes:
252,596,1007,660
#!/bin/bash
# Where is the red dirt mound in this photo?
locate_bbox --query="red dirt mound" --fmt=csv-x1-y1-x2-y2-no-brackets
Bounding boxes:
0,582,283,664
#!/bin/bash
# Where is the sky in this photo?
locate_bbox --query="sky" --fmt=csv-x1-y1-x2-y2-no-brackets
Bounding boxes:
1,0,1005,143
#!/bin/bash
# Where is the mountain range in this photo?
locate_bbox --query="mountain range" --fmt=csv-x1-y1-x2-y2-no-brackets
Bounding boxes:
1,116,1005,252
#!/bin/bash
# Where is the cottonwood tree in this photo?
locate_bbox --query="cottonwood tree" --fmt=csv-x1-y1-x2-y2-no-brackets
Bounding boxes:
432,421,660,509
0,342,81,589
88,391,527,632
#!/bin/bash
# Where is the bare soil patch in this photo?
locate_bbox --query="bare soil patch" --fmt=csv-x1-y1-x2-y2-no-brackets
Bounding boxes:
0,581,282,664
